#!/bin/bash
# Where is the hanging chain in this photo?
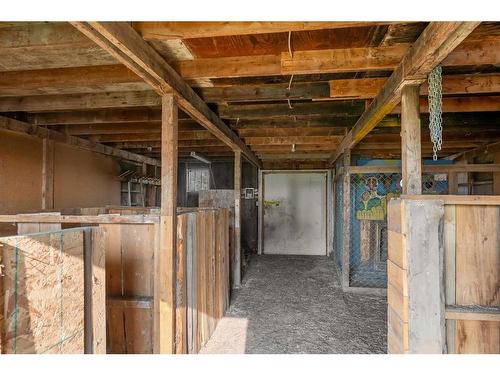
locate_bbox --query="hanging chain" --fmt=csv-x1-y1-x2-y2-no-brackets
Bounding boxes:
428,65,443,160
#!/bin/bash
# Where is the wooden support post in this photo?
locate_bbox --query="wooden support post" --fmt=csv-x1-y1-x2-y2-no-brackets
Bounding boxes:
341,151,351,289
233,150,242,288
41,138,55,209
405,199,446,353
448,172,458,194
154,94,178,354
401,85,422,194
494,151,500,194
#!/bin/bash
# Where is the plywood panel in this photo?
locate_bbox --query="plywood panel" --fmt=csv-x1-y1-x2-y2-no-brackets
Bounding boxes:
0,229,84,353
455,205,500,354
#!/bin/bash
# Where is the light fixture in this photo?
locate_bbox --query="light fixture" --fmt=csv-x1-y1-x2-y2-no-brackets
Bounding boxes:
190,151,211,164
291,144,296,153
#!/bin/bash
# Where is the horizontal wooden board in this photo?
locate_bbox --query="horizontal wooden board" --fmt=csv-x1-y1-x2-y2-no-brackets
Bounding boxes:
387,281,409,323
387,260,408,296
387,230,406,269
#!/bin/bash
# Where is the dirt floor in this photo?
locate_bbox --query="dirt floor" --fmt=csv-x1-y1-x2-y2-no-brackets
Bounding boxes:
200,255,387,354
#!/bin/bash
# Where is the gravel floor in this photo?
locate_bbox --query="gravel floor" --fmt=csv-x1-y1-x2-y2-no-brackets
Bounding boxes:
200,255,387,354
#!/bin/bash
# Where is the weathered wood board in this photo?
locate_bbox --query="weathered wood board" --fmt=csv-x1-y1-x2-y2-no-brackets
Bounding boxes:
102,223,155,354
388,196,500,354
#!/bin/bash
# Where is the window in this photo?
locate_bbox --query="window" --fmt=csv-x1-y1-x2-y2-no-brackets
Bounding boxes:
187,166,210,192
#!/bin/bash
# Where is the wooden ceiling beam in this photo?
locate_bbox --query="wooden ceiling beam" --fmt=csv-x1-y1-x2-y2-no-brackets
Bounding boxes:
0,91,161,112
88,130,216,143
243,136,342,146
72,22,260,167
330,74,500,100
61,122,201,135
0,115,160,166
392,95,500,114
1,38,497,97
0,65,147,97
133,21,400,40
198,81,331,102
27,108,200,125
173,39,498,80
328,22,481,165
219,101,365,119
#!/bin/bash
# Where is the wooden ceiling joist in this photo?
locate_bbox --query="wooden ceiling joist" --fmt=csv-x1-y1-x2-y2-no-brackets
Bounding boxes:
0,91,161,112
328,22,481,165
173,39,498,80
0,38,497,99
133,22,399,40
219,101,366,119
71,22,260,167
330,73,500,100
0,115,160,166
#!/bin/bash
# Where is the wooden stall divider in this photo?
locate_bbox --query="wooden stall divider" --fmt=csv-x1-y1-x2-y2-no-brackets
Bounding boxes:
387,195,500,354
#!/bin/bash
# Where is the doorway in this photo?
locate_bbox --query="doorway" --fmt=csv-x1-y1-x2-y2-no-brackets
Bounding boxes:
260,171,328,255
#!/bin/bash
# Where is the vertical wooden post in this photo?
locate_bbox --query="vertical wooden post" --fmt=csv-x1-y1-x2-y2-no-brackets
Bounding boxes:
404,199,446,353
154,94,178,354
41,138,54,209
341,150,351,289
142,162,147,207
401,85,422,195
448,172,458,194
493,151,500,194
233,150,242,288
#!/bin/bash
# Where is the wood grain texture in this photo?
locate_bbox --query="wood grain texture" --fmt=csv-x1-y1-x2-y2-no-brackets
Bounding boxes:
329,22,480,164
401,85,422,194
455,205,499,353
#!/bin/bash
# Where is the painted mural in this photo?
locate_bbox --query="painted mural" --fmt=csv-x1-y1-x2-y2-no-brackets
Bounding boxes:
355,174,401,221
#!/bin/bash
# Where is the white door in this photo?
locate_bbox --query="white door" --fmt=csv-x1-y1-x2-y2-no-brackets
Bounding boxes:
263,172,327,255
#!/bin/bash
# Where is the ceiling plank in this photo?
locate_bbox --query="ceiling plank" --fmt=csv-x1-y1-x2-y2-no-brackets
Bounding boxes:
173,38,498,80
392,96,500,114
133,22,401,40
198,81,331,102
219,101,365,119
0,91,161,112
330,74,500,100
0,115,160,166
328,21,481,165
0,65,147,97
1,38,497,97
71,22,260,167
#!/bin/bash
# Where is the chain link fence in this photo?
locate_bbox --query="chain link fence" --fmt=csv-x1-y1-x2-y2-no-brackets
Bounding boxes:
334,170,451,289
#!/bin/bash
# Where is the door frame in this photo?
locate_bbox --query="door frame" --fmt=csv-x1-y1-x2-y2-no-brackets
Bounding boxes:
258,169,333,255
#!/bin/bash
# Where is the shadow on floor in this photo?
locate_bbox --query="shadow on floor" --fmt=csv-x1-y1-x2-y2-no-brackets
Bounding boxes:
200,255,387,354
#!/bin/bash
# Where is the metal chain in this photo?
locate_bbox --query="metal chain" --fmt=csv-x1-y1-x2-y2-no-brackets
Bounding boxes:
428,65,443,160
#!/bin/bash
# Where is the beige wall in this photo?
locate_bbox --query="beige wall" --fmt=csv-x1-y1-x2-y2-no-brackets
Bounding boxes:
1,129,120,217
53,143,120,208
0,131,43,215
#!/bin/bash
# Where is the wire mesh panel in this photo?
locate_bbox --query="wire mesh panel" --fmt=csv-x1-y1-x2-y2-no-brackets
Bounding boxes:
345,171,450,289
334,176,344,271
349,173,401,288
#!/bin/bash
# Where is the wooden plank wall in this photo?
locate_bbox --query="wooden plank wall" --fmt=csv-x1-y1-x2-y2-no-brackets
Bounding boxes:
176,208,231,353
103,222,155,353
0,227,105,354
450,203,499,353
387,196,500,354
0,206,231,354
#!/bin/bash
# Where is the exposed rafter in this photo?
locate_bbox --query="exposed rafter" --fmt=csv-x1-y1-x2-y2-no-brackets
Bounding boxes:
133,21,400,40
71,22,261,167
329,22,481,165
